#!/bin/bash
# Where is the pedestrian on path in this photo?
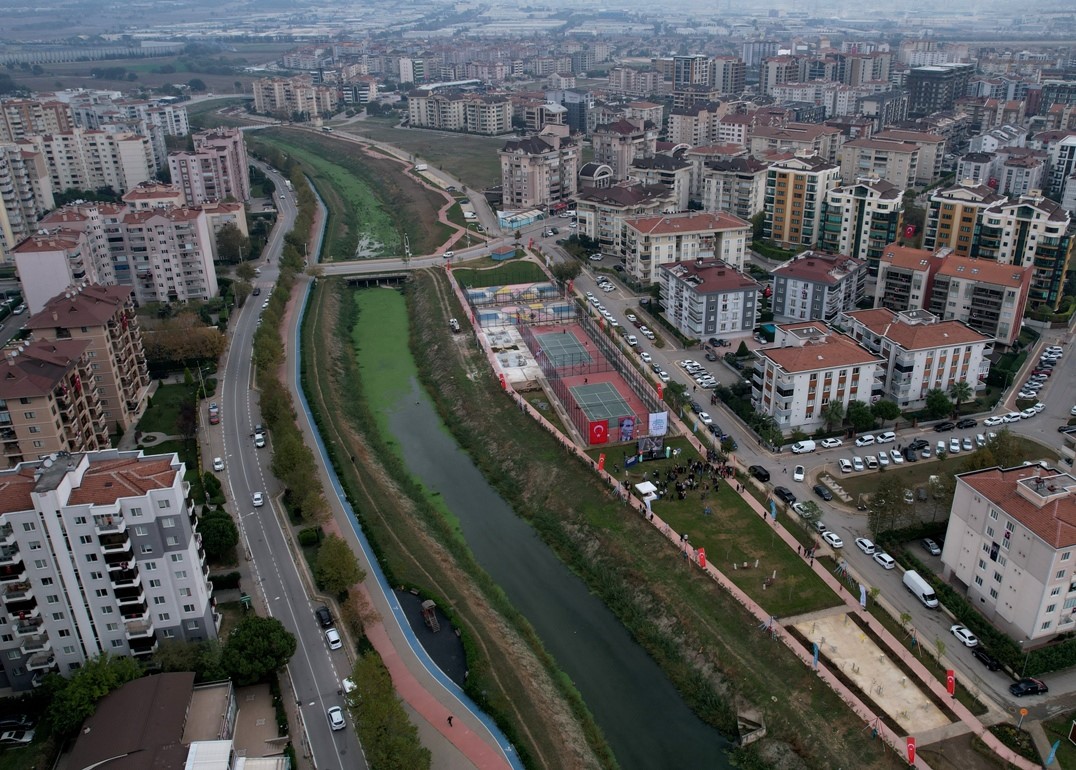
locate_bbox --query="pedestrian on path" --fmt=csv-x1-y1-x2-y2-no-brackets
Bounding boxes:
447,716,454,726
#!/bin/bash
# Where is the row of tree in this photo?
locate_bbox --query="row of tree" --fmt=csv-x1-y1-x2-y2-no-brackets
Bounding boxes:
814,380,976,436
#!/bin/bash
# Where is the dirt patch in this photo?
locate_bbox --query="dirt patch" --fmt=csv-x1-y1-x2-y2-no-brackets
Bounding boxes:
919,731,1011,769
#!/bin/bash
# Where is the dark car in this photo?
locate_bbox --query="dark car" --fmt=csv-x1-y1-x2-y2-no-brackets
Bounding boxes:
1060,425,1076,433
315,606,333,628
971,648,1002,671
903,446,920,462
690,400,703,413
774,486,797,505
1009,677,1049,697
705,351,718,361
933,421,956,432
252,287,261,296
613,264,625,272
956,418,977,429
708,337,721,346
921,538,942,556
812,484,832,501
749,465,771,483
908,438,930,451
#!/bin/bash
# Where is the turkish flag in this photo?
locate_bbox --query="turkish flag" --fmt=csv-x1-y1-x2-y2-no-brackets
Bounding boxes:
588,420,609,445
657,383,664,400
906,737,916,764
946,670,955,695
598,453,606,471
698,548,706,568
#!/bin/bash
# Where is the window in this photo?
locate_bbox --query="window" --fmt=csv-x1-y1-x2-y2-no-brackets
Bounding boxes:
989,588,999,599
162,629,175,638
161,517,175,529
106,623,118,632
74,516,86,525
179,588,192,597
79,535,92,545
149,579,161,588
51,612,64,621
187,620,199,630
130,507,143,517
101,606,113,614
63,645,77,655
41,577,54,585
134,526,147,536
140,544,153,554
974,575,983,586
1058,569,1067,580
145,561,157,571
95,589,108,598
994,571,1003,583
989,509,999,520
158,500,170,509
85,553,98,562
6,650,20,660
170,554,183,563
1065,552,1073,562
22,412,34,420
28,540,41,551
22,522,35,532
165,536,179,547
986,526,995,538
110,639,124,648
183,604,196,613
1051,587,1062,597
33,559,46,570
1042,621,1053,631
1047,604,1057,613
158,613,170,622
978,559,986,570
153,596,166,605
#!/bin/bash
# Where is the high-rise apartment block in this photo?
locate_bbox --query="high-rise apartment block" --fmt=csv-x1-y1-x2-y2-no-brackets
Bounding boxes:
0,143,54,259
591,119,658,180
17,128,155,196
762,152,842,249
167,127,250,207
0,449,217,689
819,177,904,275
252,76,338,117
906,63,975,116
406,91,513,135
622,211,750,284
499,129,579,210
0,99,74,142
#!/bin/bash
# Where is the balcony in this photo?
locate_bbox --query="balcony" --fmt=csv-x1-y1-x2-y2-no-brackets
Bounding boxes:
94,515,126,535
130,638,159,657
115,587,145,607
0,547,22,568
2,581,33,605
25,652,56,671
0,524,14,547
124,616,155,640
99,532,132,555
15,615,43,636
110,566,140,590
19,634,49,656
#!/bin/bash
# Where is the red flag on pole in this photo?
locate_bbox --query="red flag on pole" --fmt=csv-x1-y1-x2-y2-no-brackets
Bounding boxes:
946,670,955,696
906,737,916,764
598,453,606,471
498,373,506,390
657,383,664,400
698,548,706,568
588,420,609,445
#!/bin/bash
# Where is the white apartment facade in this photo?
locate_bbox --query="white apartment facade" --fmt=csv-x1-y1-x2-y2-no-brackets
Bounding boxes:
18,128,155,195
0,450,217,689
168,127,251,206
499,130,579,210
622,211,750,285
771,251,869,323
11,229,106,314
751,322,884,433
0,142,54,259
658,259,760,340
942,465,1076,643
839,308,991,408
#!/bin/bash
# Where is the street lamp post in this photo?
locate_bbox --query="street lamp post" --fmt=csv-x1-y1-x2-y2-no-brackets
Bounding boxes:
1020,640,1030,677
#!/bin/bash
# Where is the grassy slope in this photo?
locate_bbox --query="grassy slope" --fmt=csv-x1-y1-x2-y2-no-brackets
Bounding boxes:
409,268,908,770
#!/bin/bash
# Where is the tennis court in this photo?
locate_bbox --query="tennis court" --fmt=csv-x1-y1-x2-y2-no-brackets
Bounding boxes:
569,382,633,422
535,330,593,369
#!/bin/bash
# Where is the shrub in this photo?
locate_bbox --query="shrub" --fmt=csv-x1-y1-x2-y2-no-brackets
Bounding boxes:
298,527,322,547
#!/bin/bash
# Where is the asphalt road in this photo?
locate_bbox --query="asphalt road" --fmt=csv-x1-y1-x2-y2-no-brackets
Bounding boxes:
210,165,369,769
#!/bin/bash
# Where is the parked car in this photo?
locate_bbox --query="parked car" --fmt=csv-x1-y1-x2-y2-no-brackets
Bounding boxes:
934,421,956,432
984,416,1005,426
822,531,844,548
903,446,919,462
921,538,942,556
873,552,896,570
812,484,832,501
774,486,796,505
876,431,896,444
820,438,843,449
949,437,961,453
327,706,346,731
1009,678,1049,697
908,438,930,451
956,418,977,429
855,537,876,555
865,455,879,470
852,456,864,472
950,624,978,647
971,648,1002,671
315,606,333,627
749,465,771,482
890,449,904,464
855,434,876,447
838,458,853,473
877,451,890,467
0,729,34,745
1003,412,1023,423
325,628,343,650
212,457,225,472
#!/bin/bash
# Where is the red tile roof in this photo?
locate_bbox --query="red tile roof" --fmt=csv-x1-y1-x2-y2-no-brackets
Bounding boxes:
27,284,133,329
0,339,90,399
960,466,1076,549
843,309,989,350
772,251,867,285
625,211,749,235
659,260,760,294
0,467,41,515
68,455,178,506
761,328,881,373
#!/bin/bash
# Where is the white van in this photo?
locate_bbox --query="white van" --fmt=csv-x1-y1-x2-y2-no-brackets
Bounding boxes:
626,335,638,346
791,440,817,454
902,569,939,609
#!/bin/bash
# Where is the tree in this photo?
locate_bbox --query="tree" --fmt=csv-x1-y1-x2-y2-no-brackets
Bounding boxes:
961,429,1024,473
188,78,207,92
142,315,227,367
221,615,297,685
735,340,750,357
550,260,581,284
216,223,250,264
45,655,143,738
315,534,365,595
927,474,956,522
152,639,225,682
846,400,875,433
924,388,951,420
750,210,766,241
177,399,198,441
235,260,257,281
200,511,239,561
348,652,432,770
949,380,974,416
665,381,688,412
871,399,901,428
820,401,845,432
233,280,252,307
866,475,914,536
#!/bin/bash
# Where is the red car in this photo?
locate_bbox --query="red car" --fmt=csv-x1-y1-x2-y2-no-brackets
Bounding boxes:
209,412,220,425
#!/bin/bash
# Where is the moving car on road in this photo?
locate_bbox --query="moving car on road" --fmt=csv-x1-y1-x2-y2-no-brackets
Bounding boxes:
774,486,796,505
1009,678,1048,697
327,706,346,731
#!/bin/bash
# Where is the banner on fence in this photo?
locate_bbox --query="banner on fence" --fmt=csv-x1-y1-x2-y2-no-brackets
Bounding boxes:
649,411,668,436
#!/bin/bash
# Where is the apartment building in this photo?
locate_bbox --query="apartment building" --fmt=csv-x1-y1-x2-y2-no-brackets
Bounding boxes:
0,449,217,688
928,253,1031,347
700,156,768,221
749,123,843,164
771,250,868,323
667,102,727,147
0,338,110,469
658,259,760,340
762,152,842,249
628,155,691,211
622,211,750,284
0,99,74,142
858,91,909,132
976,193,1075,310
942,464,1076,643
573,182,674,256
956,152,998,186
923,180,1006,256
873,244,940,312
711,56,746,96
838,138,919,190
873,129,946,185
750,322,883,433
819,177,904,275
252,76,338,117
26,284,150,431
839,308,990,408
591,119,658,180
997,152,1047,199
11,229,107,315
622,101,665,127
406,91,513,135
499,129,579,210
168,127,250,206
1030,131,1076,202
606,68,668,98
906,63,975,116
759,56,807,96
0,143,54,259
17,128,155,196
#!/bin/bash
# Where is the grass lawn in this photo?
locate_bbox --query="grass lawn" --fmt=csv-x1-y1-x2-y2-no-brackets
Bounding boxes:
523,391,570,437
0,739,56,770
584,437,841,617
452,261,547,288
137,383,191,435
1042,712,1076,766
338,123,505,191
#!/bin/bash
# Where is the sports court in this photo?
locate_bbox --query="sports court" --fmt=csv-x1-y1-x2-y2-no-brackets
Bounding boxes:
535,330,593,369
569,382,633,422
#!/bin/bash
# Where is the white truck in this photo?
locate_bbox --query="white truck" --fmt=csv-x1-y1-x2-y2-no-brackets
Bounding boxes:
902,569,939,609
791,439,817,454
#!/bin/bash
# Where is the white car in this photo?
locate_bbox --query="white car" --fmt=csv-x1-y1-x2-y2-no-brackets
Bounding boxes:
820,438,843,448
936,440,946,455
876,432,897,444
640,352,652,363
585,291,593,299
658,371,670,383
1021,407,1037,419
443,251,454,258
950,624,978,648
1032,402,1045,413
984,415,1005,426
588,254,602,261
976,434,986,447
822,531,844,549
949,438,961,453
793,465,805,481
865,455,879,470
327,706,346,731
889,449,904,464
855,537,876,555
1045,345,1064,355
252,492,264,507
325,628,343,650
1071,405,1076,416
873,551,896,570
877,451,890,467
962,437,973,451
855,434,876,447
625,313,637,322
1003,412,1023,423
212,457,225,472
698,412,713,425
852,456,864,472
838,458,853,473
